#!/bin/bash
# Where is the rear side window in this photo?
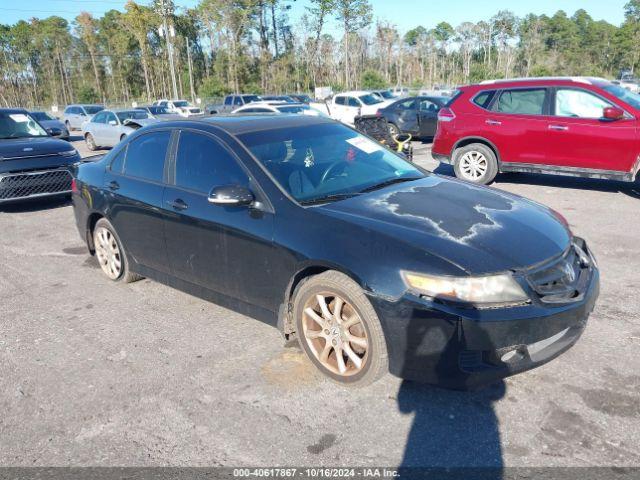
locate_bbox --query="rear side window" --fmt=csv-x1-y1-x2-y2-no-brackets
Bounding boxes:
494,88,547,115
124,130,171,182
473,90,496,109
233,97,243,106
175,131,248,194
335,96,346,106
347,97,361,107
224,96,233,106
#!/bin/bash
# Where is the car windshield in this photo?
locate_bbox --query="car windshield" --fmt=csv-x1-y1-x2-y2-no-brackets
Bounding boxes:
173,101,190,107
277,105,309,113
377,91,394,99
602,83,640,110
0,112,48,139
359,94,383,106
31,112,54,121
148,106,169,114
238,123,424,204
117,111,150,122
84,106,104,114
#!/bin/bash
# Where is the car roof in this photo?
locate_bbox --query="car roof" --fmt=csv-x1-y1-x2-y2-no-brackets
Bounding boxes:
145,114,333,136
0,108,28,114
336,91,372,96
473,77,611,89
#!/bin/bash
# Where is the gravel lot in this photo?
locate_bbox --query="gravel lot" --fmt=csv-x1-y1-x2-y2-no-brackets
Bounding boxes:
0,133,639,468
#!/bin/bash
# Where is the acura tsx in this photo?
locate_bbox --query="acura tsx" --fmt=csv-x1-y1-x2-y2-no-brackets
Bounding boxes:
71,115,599,388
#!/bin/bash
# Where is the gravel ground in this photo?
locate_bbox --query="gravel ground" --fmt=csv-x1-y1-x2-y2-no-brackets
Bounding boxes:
0,134,638,468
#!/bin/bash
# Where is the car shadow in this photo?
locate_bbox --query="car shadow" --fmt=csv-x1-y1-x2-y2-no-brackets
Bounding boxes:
432,164,640,199
396,312,505,479
0,196,71,213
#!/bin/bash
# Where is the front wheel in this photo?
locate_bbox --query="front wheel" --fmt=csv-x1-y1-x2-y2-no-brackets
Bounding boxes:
452,143,498,185
293,271,388,387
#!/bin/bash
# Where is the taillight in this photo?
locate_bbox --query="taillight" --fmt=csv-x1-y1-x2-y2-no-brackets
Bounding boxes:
71,178,78,193
438,108,456,122
375,110,382,117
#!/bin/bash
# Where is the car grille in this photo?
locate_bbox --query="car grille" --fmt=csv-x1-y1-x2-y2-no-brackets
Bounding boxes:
526,242,592,304
0,169,72,201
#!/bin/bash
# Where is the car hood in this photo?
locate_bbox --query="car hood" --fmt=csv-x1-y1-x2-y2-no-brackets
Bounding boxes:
318,176,571,275
0,137,73,160
39,119,66,130
122,118,158,128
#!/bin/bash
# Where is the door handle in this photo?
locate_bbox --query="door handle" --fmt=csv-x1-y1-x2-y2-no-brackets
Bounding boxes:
107,180,120,191
549,125,569,131
167,199,188,211
485,119,502,126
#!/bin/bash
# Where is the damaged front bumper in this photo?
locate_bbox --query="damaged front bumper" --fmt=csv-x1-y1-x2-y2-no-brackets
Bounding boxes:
371,239,600,390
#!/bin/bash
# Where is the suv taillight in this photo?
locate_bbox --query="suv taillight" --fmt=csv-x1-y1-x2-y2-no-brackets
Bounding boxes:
438,107,456,122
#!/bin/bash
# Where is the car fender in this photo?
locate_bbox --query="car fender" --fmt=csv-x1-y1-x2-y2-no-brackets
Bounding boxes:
452,136,502,165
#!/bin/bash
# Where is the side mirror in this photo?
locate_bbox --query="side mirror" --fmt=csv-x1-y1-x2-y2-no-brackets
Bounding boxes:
208,185,254,206
603,106,624,121
108,120,117,126
47,127,63,137
79,112,86,116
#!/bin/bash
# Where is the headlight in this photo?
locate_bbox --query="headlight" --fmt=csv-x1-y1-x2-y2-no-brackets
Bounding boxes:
60,149,78,157
402,271,529,305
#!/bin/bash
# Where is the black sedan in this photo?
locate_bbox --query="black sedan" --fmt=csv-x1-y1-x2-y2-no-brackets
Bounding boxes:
378,96,450,138
1,109,80,204
71,115,599,388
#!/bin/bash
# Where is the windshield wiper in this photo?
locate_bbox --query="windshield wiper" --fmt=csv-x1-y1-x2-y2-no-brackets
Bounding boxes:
358,176,422,194
299,192,361,206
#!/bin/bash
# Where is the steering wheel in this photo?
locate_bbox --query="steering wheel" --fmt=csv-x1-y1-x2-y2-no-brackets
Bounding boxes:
320,161,348,184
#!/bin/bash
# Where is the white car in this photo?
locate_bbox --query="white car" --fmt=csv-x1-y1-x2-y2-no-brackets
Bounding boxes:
329,91,393,125
153,99,202,117
82,109,158,150
232,102,327,117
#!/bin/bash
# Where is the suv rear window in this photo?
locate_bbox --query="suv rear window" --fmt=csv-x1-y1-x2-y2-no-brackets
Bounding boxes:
473,90,496,109
494,88,547,115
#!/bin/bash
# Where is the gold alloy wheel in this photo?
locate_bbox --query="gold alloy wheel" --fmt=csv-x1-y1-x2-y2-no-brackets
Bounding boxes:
94,226,122,280
302,293,369,377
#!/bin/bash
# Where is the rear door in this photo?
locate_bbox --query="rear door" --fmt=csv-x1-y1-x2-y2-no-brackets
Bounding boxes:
162,129,275,308
88,112,107,143
332,96,346,122
416,98,442,137
391,98,418,134
485,87,551,165
544,87,637,171
104,130,172,273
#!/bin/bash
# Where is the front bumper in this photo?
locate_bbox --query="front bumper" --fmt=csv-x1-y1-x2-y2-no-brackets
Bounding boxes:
370,241,600,390
431,152,451,164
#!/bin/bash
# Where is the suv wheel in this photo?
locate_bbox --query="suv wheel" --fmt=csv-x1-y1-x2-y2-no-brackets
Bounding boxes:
293,271,388,387
93,218,143,283
453,143,498,185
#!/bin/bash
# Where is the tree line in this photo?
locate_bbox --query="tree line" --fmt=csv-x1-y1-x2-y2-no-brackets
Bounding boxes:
1,0,640,108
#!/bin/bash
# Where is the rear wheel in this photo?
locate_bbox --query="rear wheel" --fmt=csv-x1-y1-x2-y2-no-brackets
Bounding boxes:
293,271,388,387
388,122,399,137
453,143,498,185
120,134,127,142
93,218,143,283
65,120,71,132
85,133,97,151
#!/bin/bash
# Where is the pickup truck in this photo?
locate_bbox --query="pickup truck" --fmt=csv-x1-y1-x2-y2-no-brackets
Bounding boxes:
205,94,262,114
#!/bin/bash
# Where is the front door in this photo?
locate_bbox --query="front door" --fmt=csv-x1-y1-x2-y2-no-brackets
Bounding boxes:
162,130,275,309
105,130,172,273
543,87,638,171
103,111,121,146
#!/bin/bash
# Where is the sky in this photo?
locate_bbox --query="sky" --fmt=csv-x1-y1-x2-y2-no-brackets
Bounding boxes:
0,0,629,31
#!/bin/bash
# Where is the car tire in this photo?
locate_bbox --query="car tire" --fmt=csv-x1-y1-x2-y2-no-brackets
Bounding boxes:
65,120,72,132
388,122,400,137
292,270,388,387
93,218,143,284
120,134,127,142
85,133,97,151
453,143,498,185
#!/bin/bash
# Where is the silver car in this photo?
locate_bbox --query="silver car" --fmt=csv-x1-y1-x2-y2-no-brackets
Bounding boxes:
29,111,70,140
82,109,157,150
62,104,104,131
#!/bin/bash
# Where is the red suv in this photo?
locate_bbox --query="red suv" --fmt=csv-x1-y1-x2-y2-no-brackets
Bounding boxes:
432,77,640,184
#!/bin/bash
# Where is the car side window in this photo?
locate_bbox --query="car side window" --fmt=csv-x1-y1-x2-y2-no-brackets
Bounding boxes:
473,90,496,109
105,112,118,124
555,89,612,119
175,131,249,194
92,112,106,124
335,96,345,106
397,99,416,110
109,146,127,173
233,96,243,106
347,97,360,107
224,96,233,106
124,130,171,182
494,88,547,115
419,100,439,112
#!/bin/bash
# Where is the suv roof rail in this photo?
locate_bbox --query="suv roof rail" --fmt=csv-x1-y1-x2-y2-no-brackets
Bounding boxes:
479,76,597,85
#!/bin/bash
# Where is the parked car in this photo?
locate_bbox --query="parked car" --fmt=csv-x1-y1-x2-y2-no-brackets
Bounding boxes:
432,77,640,185
71,114,599,389
330,91,392,125
0,108,80,203
232,102,327,117
62,104,104,131
371,90,396,101
29,111,70,140
135,105,183,120
153,99,202,117
378,96,449,138
287,94,313,104
260,95,297,103
391,86,410,97
82,109,157,150
206,94,262,114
